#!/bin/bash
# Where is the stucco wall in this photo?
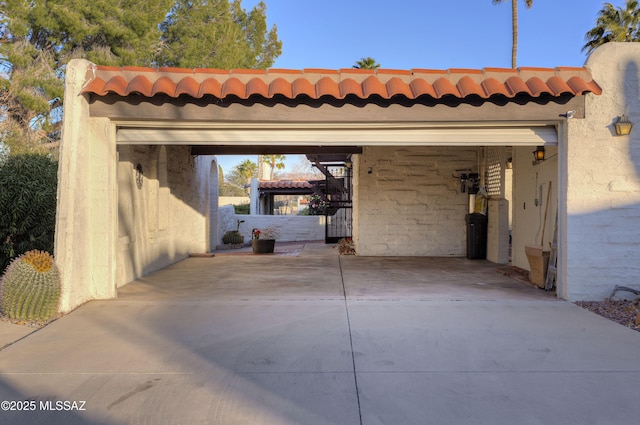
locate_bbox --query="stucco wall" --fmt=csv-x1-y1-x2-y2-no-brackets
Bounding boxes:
563,43,640,300
218,205,325,244
55,60,118,312
116,145,212,286
511,146,558,271
354,146,477,256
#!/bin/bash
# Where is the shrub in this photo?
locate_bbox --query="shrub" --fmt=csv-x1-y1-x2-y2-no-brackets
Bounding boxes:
233,203,250,214
0,154,58,272
337,238,355,255
0,250,61,321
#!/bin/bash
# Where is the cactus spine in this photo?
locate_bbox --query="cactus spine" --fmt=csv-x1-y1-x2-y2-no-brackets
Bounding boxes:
0,250,61,321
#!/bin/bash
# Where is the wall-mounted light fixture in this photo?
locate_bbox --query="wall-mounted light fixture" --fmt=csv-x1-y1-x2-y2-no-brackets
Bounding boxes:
614,115,633,136
532,146,545,165
135,163,144,189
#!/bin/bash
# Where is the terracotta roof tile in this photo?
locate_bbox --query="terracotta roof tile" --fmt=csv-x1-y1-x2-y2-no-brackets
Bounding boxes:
363,75,388,97
200,78,223,98
432,77,460,97
504,76,531,96
526,77,550,97
246,77,270,98
81,65,602,102
259,180,312,190
481,78,510,97
339,78,363,98
386,77,413,98
456,76,484,97
175,76,200,98
409,79,437,97
292,78,316,97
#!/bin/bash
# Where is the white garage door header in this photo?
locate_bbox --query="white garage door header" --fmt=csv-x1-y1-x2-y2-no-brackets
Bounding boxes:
116,122,557,146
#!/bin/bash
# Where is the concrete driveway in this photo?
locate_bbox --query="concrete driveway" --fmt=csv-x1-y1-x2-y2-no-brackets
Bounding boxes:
1,242,639,424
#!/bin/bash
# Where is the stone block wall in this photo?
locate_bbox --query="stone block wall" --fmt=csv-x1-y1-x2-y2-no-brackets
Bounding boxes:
354,146,477,256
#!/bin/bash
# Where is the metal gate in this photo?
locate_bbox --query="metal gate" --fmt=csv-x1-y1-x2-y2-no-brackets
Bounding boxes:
307,155,353,243
324,165,352,243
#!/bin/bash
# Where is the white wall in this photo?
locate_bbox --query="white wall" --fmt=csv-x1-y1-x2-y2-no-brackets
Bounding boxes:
55,60,118,312
511,146,558,271
218,205,325,244
563,43,640,300
354,146,477,256
116,145,212,286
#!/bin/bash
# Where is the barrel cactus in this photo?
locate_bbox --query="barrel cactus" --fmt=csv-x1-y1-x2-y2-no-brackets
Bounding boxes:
222,230,244,245
0,250,61,321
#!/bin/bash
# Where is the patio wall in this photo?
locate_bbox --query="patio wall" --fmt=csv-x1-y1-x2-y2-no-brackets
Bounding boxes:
218,205,325,245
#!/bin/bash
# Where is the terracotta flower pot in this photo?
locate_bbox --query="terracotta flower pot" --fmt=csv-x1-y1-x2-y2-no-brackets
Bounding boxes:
252,239,275,254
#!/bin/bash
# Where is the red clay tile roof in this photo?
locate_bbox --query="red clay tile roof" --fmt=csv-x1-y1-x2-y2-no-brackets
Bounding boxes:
82,65,602,101
259,180,312,190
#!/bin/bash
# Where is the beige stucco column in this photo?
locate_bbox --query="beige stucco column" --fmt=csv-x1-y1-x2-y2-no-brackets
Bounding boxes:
55,59,118,312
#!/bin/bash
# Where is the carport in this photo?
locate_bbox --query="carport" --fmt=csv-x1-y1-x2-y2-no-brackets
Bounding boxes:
57,53,621,313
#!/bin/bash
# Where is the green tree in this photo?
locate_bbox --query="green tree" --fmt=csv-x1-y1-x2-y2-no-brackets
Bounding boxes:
583,0,640,55
353,57,380,70
0,0,281,153
219,182,247,197
493,0,533,68
261,154,286,180
0,0,173,152
227,159,258,193
158,0,282,69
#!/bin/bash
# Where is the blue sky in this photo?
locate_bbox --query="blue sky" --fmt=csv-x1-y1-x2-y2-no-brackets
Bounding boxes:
219,0,617,173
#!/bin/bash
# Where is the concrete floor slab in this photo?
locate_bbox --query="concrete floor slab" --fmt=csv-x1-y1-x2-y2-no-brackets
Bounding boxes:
347,300,640,372
0,321,35,350
1,372,360,425
340,256,554,301
1,244,640,424
0,300,353,374
118,253,344,300
358,371,640,425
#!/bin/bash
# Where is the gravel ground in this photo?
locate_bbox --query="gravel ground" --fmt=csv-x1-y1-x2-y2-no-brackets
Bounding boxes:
575,299,640,333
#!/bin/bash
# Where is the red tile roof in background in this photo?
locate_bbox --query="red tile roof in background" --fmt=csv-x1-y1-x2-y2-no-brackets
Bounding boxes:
259,180,312,190
82,65,602,101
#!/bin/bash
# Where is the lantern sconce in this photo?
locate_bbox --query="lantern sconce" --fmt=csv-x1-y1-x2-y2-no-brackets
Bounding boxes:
135,163,144,189
532,146,545,165
614,115,633,136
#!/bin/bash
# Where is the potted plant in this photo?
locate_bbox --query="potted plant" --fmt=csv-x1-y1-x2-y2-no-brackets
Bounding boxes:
251,227,279,254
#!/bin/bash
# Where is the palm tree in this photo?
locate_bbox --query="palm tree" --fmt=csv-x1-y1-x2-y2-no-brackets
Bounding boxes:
230,159,257,194
493,0,534,68
236,159,258,184
583,0,640,55
261,154,286,180
353,57,381,70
